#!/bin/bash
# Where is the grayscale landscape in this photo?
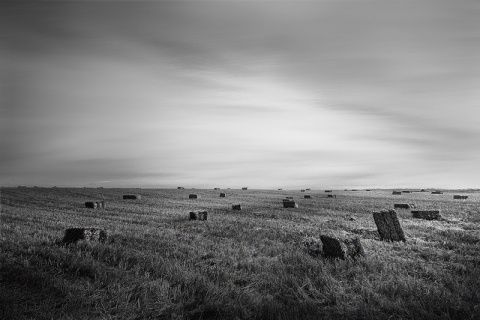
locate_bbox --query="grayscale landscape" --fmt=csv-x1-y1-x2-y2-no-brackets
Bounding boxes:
1,1,479,319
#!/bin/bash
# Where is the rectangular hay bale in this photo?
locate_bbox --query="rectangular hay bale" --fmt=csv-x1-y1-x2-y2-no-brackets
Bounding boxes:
411,210,441,220
320,235,364,260
62,228,107,244
373,209,406,242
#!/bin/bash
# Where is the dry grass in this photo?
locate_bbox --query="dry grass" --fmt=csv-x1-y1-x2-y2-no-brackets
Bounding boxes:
1,187,479,319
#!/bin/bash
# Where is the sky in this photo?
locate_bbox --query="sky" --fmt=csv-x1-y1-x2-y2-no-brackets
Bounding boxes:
1,0,480,189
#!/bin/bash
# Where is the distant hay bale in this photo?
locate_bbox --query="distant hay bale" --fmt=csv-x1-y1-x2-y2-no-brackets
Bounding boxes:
392,191,402,195
412,210,441,220
431,191,443,194
62,228,107,244
325,190,332,193
220,193,226,197
453,195,468,199
402,191,411,193
285,196,294,199
301,189,305,192
242,187,248,190
189,194,199,199
373,209,406,242
306,188,311,190
177,187,184,189
320,235,364,260
283,200,298,208
232,204,241,210
278,188,282,190
327,194,336,198
189,211,207,221
366,189,372,191
214,188,220,190
85,202,97,209
304,195,311,199
123,194,140,200
394,203,410,209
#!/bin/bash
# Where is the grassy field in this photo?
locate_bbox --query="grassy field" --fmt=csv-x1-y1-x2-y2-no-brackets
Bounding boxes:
1,187,479,319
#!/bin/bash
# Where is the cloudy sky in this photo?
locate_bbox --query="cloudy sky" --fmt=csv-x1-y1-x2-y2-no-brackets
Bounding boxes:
2,1,479,189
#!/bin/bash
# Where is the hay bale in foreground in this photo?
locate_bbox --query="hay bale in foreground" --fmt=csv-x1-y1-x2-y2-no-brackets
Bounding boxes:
232,204,241,210
189,212,197,220
392,191,402,195
373,210,406,242
411,210,441,220
320,235,364,260
283,200,298,208
453,195,468,199
85,202,97,209
123,194,140,200
302,236,323,256
62,228,107,244
220,193,226,197
304,195,311,199
189,194,199,199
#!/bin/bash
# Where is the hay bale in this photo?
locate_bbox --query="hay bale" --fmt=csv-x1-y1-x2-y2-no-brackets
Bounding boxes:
301,189,305,192
220,193,226,197
232,204,241,210
85,201,97,209
278,188,282,190
411,210,441,220
242,187,248,190
123,194,140,200
402,191,411,193
325,190,332,193
453,195,468,199
283,200,298,208
214,188,220,190
285,196,294,199
366,189,372,191
373,210,406,242
306,188,311,190
394,203,410,209
327,194,336,198
189,212,197,220
320,235,364,260
392,191,402,195
62,228,107,244
189,194,199,199
304,195,311,199
431,191,443,194
177,187,184,189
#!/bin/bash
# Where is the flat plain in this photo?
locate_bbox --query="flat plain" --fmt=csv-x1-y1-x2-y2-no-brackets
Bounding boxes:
1,187,479,319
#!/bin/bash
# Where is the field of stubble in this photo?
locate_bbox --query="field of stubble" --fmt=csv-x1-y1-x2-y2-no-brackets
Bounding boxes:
1,187,479,320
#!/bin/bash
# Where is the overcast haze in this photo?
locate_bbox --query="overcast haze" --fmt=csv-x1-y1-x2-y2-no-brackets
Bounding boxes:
2,1,479,189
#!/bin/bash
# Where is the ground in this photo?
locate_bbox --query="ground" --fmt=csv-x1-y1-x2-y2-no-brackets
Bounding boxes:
1,187,479,319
